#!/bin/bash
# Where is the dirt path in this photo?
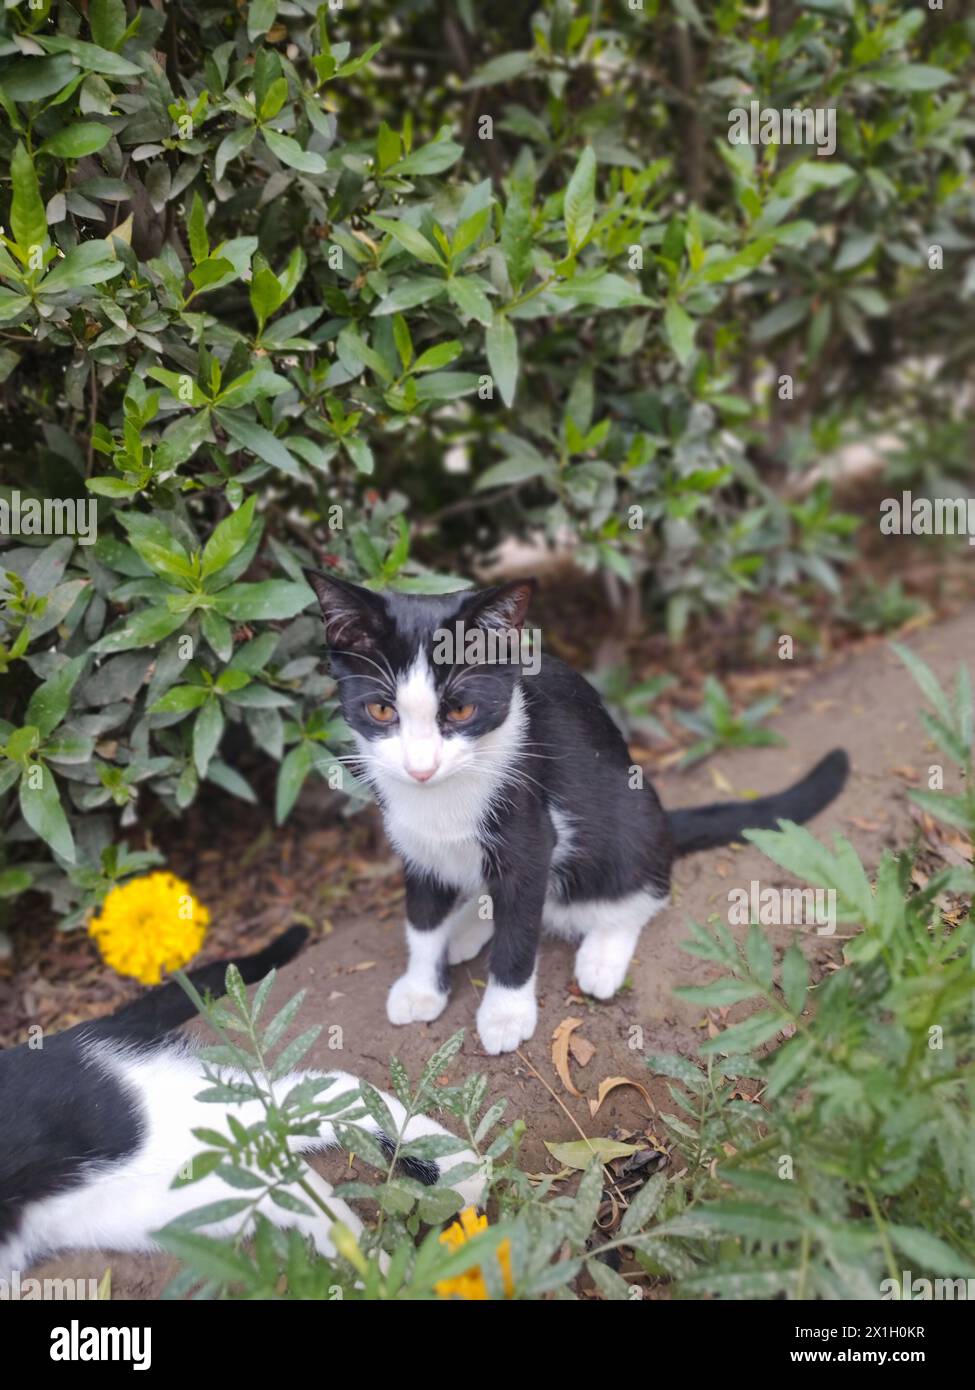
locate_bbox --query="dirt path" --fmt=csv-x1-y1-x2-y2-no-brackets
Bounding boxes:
28,608,975,1298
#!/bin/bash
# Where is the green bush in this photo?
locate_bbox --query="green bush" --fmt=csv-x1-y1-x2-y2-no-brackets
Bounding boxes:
0,0,972,919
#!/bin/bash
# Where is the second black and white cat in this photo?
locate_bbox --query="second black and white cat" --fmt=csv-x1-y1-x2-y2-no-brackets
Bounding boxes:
306,571,849,1056
0,928,484,1280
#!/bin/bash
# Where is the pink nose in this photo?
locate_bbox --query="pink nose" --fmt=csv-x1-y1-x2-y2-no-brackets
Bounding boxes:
407,766,436,782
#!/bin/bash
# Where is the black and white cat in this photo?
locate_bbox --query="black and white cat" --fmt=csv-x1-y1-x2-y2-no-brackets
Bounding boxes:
0,927,484,1279
306,572,849,1056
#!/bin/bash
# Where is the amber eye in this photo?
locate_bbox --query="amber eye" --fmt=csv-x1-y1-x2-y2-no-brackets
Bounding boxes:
366,702,396,723
446,703,476,723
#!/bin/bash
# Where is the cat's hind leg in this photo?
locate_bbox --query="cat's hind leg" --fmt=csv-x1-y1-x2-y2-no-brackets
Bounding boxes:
569,888,668,1000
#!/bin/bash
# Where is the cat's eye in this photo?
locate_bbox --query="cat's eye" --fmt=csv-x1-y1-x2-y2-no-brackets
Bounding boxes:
366,701,396,723
446,703,476,723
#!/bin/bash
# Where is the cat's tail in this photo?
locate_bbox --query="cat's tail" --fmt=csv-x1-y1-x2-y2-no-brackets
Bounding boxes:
88,925,310,1045
668,749,849,857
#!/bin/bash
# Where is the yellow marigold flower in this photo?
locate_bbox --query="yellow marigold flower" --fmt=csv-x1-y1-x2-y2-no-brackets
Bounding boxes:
434,1207,514,1301
88,872,210,986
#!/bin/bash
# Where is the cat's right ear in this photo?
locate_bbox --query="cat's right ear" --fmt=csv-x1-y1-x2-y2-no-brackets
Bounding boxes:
303,569,388,653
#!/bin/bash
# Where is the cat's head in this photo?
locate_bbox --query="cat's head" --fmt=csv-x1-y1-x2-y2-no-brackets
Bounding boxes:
305,571,536,788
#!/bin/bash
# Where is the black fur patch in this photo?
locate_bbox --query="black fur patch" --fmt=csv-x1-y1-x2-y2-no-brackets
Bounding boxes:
375,1131,440,1187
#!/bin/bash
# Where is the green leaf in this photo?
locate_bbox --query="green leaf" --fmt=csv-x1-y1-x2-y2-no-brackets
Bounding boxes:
451,205,491,258
447,276,493,325
39,241,125,293
40,124,112,159
833,231,878,272
587,1258,631,1300
201,495,256,580
873,64,952,92
411,340,462,373
699,1009,784,1056
25,656,85,737
674,978,763,1007
552,270,650,309
567,1158,605,1246
465,52,536,88
343,435,374,475
386,140,463,177
215,127,255,182
250,266,283,330
262,129,327,175
620,1172,667,1236
10,143,48,258
153,1229,256,1287
36,34,143,79
891,642,953,725
119,523,192,583
781,944,809,1016
745,922,774,990
212,580,313,621
215,410,301,479
664,301,695,366
187,192,209,265
189,257,236,293
248,0,278,42
564,145,596,251
92,606,185,654
485,314,518,406
276,741,312,823
20,763,75,862
888,1226,975,1278
500,176,534,294
0,291,31,325
369,215,445,267
371,277,446,315
193,699,224,777
150,685,210,715
0,55,77,104
90,0,128,52
0,867,33,898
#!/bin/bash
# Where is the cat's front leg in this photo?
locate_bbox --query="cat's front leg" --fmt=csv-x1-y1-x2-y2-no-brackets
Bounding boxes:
476,871,547,1055
386,871,457,1025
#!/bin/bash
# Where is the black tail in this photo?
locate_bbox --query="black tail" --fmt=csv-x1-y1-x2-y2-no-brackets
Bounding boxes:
87,925,309,1045
668,749,849,858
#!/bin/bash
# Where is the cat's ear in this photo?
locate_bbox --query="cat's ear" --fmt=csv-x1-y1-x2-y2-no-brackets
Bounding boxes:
460,578,537,631
303,569,388,653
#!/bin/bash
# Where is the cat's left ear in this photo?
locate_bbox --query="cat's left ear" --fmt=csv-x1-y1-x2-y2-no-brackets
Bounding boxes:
460,578,537,631
303,568,389,653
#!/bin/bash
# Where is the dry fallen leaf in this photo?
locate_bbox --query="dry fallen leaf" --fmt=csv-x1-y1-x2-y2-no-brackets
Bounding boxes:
588,1075,656,1120
552,1017,585,1097
569,1033,596,1068
709,766,734,795
347,960,376,973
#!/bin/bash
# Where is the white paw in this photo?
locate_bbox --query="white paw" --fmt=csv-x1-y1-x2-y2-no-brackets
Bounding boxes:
574,941,630,1000
386,974,448,1025
447,919,494,965
476,985,537,1055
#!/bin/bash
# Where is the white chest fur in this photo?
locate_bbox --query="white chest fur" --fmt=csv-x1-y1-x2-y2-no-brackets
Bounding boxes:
370,687,528,893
